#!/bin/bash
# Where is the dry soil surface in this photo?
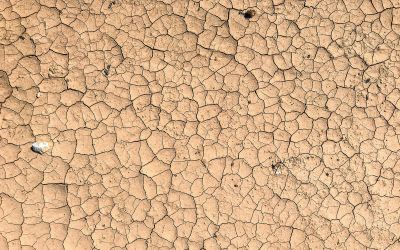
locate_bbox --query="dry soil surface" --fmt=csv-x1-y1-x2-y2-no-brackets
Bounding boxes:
1,0,400,249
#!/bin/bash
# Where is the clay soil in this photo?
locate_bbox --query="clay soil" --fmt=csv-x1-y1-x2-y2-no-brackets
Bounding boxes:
1,0,400,249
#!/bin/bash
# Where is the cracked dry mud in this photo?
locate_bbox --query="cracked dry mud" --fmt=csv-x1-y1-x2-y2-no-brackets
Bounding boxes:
1,0,400,249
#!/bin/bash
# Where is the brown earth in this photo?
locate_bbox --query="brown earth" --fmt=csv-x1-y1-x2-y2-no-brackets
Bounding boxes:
1,0,400,249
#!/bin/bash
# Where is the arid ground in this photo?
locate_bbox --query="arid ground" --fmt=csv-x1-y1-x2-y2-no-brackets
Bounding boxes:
1,0,400,249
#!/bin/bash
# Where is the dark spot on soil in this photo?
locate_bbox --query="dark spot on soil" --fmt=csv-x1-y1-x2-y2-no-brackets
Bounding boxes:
365,78,370,83
19,35,25,40
243,10,256,19
234,184,238,187
231,162,234,166
248,100,251,104
307,54,311,58
326,172,329,176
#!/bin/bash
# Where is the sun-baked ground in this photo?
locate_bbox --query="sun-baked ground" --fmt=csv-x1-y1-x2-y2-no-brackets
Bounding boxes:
1,0,400,249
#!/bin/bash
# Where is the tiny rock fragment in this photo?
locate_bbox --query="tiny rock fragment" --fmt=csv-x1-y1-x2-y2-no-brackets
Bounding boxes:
272,162,284,176
102,65,111,76
31,142,49,154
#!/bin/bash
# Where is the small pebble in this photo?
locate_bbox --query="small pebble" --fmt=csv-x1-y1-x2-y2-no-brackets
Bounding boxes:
272,162,283,176
31,142,49,154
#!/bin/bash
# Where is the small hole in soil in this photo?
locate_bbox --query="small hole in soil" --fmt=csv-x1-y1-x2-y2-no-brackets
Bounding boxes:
365,78,370,83
307,54,311,58
325,173,329,176
19,35,25,40
243,10,256,19
234,184,238,187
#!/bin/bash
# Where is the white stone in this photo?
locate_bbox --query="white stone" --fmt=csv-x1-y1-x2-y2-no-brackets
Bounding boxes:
31,142,49,154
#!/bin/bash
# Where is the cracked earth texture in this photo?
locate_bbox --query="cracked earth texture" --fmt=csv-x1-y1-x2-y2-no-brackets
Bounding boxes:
1,0,400,249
